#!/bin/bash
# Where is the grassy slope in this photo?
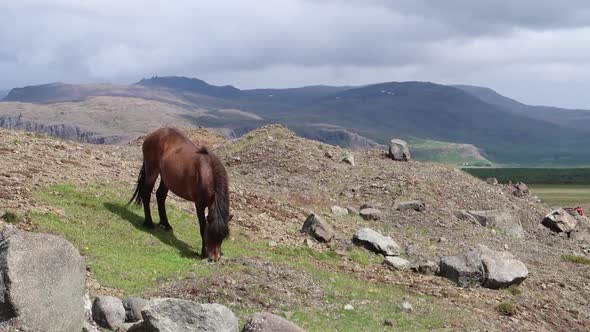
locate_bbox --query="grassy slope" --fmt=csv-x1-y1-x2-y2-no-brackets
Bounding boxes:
31,183,474,331
408,137,493,166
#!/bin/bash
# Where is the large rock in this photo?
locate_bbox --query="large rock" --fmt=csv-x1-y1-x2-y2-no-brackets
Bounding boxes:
0,228,86,331
301,214,335,242
395,200,425,212
439,249,484,288
457,210,525,238
123,297,148,323
242,312,305,332
477,245,528,289
142,298,239,332
359,208,383,221
439,246,528,289
388,139,411,161
92,296,126,330
542,208,578,234
352,228,400,256
339,153,355,166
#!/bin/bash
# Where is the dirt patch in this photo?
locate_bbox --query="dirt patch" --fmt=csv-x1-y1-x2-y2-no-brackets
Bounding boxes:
154,257,326,312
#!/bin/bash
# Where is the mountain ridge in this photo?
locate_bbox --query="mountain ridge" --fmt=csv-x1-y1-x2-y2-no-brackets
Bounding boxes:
3,76,590,165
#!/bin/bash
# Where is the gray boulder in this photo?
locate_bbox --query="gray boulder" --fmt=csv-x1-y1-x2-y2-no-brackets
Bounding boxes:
388,139,411,161
395,200,426,212
242,312,305,332
439,246,528,289
359,208,383,221
301,214,335,242
438,249,484,288
123,297,148,323
542,208,578,234
477,245,528,289
0,228,86,332
142,298,239,332
92,296,126,330
457,210,525,238
383,256,410,270
352,228,400,256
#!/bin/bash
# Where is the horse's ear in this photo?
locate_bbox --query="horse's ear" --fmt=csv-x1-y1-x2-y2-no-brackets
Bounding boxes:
228,214,233,222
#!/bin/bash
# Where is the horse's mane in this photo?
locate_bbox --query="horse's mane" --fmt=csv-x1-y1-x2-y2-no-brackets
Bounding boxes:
206,152,230,242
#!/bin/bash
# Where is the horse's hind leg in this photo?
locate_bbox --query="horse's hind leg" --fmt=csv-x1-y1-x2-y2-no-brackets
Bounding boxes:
156,181,172,231
196,204,207,258
141,164,159,229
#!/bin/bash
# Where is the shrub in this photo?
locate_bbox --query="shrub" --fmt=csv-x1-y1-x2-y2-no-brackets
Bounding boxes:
561,254,590,265
1,211,22,224
495,301,518,316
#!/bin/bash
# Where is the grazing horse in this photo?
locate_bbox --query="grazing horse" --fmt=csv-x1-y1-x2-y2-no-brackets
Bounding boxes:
128,127,231,261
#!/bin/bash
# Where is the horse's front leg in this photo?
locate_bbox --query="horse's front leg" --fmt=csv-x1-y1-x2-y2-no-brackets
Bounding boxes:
196,205,207,258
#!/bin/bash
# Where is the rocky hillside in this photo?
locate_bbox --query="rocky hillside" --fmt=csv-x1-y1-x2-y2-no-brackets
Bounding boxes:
1,125,589,331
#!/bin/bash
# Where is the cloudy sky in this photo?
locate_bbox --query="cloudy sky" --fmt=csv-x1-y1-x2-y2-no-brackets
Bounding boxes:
2,0,590,108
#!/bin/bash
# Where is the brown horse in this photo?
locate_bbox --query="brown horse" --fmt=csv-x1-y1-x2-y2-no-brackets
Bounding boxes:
128,127,231,261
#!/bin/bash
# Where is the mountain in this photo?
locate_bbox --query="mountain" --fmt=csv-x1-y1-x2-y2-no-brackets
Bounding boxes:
454,84,590,131
3,76,590,165
0,90,8,99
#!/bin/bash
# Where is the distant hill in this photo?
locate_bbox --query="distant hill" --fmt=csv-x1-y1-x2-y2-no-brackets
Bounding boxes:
0,90,8,99
3,76,590,165
453,85,590,131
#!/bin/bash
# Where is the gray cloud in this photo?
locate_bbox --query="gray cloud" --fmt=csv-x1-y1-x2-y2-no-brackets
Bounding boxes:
1,0,590,107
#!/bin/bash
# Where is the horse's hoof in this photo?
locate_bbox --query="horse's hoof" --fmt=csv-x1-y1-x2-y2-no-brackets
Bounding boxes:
143,222,155,229
159,224,173,231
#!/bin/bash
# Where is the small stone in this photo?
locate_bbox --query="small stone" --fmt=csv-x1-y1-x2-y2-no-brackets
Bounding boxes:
301,213,335,242
122,297,148,323
331,206,349,216
438,237,447,243
352,228,400,256
339,153,355,166
268,241,278,247
344,304,354,311
398,301,413,312
359,208,383,221
384,318,396,326
92,296,126,330
395,200,426,212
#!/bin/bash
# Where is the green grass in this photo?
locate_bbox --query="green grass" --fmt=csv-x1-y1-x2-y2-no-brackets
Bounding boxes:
408,137,493,166
31,183,477,331
1,211,23,224
463,168,590,184
528,184,590,206
561,254,590,265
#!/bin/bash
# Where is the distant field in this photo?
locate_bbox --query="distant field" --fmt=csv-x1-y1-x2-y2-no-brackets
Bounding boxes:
528,184,590,207
463,168,590,184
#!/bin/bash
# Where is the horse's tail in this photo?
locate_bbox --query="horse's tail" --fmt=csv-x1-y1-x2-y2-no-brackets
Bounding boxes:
206,157,230,243
128,162,146,206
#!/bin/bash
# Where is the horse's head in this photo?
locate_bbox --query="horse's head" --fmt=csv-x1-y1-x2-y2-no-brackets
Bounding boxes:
205,214,232,261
